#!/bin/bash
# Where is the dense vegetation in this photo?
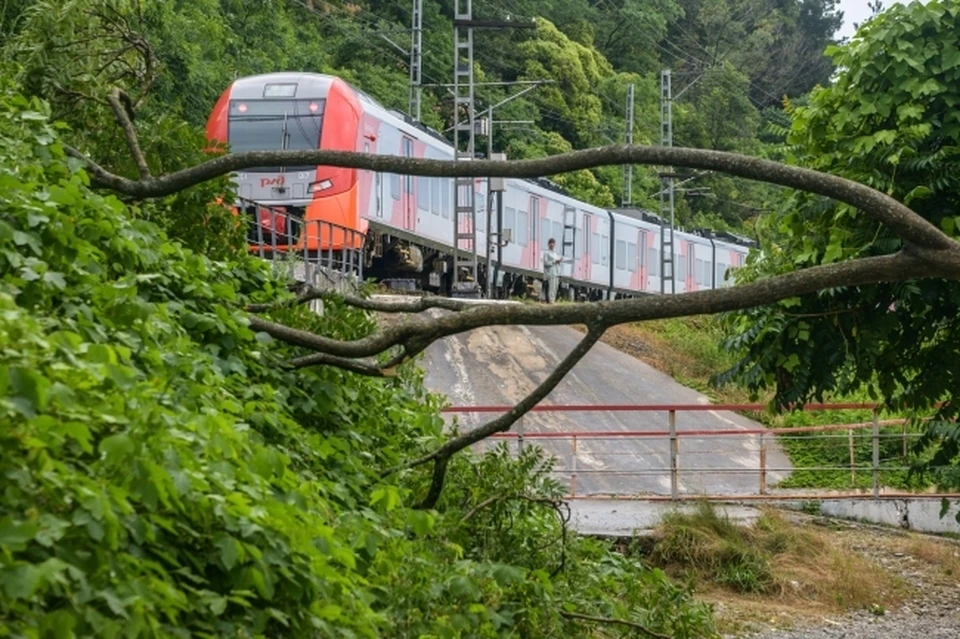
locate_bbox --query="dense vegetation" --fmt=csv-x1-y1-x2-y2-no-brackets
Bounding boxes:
0,82,718,636
0,0,846,236
719,0,960,491
2,0,959,634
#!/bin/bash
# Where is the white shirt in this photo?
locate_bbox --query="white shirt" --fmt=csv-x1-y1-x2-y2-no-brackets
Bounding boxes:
543,249,562,276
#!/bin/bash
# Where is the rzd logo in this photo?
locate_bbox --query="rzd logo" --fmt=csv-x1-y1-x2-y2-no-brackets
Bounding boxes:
260,176,286,188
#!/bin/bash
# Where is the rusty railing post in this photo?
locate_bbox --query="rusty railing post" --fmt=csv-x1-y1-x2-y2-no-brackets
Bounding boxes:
517,416,524,453
570,435,578,498
759,433,767,495
849,427,855,486
669,410,678,501
872,408,880,498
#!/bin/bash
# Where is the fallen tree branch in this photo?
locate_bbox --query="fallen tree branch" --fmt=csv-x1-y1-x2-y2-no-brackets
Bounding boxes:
245,288,476,314
249,250,952,364
69,144,955,251
560,611,671,639
407,325,606,509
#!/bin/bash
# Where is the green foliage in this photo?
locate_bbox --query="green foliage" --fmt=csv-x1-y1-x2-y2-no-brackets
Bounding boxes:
718,0,960,488
0,85,718,638
1,0,843,234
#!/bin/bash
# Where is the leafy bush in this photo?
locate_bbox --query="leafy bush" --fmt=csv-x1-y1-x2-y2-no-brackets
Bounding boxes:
0,85,717,637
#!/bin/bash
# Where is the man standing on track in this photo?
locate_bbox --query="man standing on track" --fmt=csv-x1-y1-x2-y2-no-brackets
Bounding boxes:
542,238,563,303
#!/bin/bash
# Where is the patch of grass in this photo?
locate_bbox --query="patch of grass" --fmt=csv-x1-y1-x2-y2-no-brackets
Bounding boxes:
895,535,960,584
644,503,910,617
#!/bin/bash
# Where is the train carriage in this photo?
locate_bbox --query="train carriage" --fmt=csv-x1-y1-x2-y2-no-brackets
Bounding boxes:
206,71,754,299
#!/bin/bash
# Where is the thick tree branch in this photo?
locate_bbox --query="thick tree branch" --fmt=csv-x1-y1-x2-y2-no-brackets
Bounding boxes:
71,144,955,251
106,87,150,180
244,289,476,314
250,250,955,364
560,611,671,639
406,326,605,509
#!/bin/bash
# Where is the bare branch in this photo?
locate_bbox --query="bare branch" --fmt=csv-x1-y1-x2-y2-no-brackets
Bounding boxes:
408,326,605,509
69,144,955,250
460,494,566,523
560,611,671,639
284,352,396,377
106,88,150,180
249,251,953,365
244,288,477,314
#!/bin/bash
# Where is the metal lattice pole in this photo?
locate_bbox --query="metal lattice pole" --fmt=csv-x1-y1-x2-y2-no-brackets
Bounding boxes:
659,70,675,295
408,0,423,121
451,0,479,297
622,82,635,207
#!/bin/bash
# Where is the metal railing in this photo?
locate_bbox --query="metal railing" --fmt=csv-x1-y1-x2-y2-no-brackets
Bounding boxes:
237,197,365,280
442,403,959,502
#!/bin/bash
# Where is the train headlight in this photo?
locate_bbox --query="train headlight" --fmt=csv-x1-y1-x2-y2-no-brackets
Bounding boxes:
308,179,333,193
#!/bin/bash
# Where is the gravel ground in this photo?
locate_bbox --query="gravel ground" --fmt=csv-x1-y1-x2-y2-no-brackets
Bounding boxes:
732,522,960,639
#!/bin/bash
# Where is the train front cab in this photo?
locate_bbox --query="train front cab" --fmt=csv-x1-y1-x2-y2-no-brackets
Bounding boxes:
205,73,367,260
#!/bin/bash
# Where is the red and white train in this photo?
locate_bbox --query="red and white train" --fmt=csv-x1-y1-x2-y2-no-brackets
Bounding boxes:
206,71,753,299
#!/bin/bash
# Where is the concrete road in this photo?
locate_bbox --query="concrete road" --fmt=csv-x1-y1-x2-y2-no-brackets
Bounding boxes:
420,323,793,497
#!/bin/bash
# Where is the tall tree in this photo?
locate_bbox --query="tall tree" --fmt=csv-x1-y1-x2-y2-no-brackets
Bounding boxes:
718,0,960,485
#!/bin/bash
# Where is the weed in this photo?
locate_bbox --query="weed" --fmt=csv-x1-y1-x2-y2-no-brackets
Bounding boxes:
645,503,908,615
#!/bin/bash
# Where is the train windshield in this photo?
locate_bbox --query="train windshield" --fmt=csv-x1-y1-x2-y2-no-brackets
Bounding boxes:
227,99,325,171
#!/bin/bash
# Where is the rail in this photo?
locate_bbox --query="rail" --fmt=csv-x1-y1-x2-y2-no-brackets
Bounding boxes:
237,197,365,280
441,403,959,502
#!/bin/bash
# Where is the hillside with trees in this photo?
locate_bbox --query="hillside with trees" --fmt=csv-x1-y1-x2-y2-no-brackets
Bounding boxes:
3,0,960,637
0,0,845,237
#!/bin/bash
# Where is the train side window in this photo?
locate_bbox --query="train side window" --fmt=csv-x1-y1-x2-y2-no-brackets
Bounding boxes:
648,248,658,277
417,176,429,211
552,222,563,249
615,240,626,270
627,242,637,272
431,178,441,215
677,252,686,280
391,174,400,201
443,180,452,219
601,235,609,265
541,218,551,245
517,210,529,246
504,207,516,238
592,233,600,264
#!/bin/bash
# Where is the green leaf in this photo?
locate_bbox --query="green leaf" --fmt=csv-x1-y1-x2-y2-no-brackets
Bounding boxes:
99,432,134,465
1,564,41,599
209,597,229,616
42,270,66,289
216,535,242,570
0,518,38,551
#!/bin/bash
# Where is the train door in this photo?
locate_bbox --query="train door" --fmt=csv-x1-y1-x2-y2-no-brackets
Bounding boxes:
581,213,591,281
561,206,576,278
686,240,696,291
638,229,648,291
529,196,540,271
368,142,383,219
402,136,415,230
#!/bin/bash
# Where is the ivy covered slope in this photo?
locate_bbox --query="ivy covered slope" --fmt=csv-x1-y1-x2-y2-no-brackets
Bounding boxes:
719,1,960,485
0,88,716,637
